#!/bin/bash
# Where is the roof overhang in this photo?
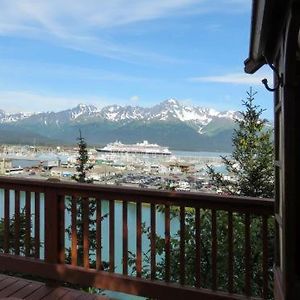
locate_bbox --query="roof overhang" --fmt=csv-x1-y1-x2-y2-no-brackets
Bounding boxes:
244,0,291,74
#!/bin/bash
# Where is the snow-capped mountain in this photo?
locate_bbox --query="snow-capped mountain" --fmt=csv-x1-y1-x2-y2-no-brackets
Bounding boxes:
0,99,238,134
96,99,239,127
0,109,32,123
0,100,242,151
7,104,100,126
99,105,147,122
147,99,217,122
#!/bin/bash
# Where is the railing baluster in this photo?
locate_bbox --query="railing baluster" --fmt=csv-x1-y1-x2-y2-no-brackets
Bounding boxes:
58,196,65,263
0,177,275,299
211,209,217,290
15,190,20,255
44,186,64,287
58,195,65,264
150,203,156,280
44,188,58,264
122,200,128,275
34,192,40,259
83,197,89,269
96,199,102,270
165,204,170,282
262,216,269,299
4,189,9,253
25,191,31,257
195,207,201,288
44,185,65,287
180,206,185,285
228,211,233,293
245,213,251,296
136,202,142,278
71,196,77,266
109,200,115,272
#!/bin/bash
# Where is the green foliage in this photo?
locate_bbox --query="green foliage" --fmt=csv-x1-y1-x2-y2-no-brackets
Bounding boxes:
3,118,236,152
0,209,36,256
67,131,108,272
72,129,94,183
65,197,108,270
128,89,274,299
128,206,273,298
207,88,274,198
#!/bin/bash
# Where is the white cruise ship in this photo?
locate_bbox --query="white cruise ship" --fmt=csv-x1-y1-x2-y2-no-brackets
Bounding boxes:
96,140,171,156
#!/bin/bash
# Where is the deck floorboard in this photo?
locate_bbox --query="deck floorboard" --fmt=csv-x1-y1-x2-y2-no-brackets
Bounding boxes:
0,274,108,300
0,279,29,298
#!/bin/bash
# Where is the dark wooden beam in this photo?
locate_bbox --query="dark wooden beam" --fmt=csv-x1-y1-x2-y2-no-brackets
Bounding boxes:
0,176,274,215
0,254,262,300
244,0,291,74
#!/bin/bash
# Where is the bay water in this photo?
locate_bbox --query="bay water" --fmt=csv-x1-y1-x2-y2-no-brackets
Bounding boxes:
1,150,227,299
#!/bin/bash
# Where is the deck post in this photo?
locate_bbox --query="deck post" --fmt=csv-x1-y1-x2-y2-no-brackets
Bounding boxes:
44,179,64,286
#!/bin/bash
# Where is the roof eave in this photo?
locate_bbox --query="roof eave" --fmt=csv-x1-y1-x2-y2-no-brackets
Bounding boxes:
244,57,265,74
244,0,268,74
244,0,288,74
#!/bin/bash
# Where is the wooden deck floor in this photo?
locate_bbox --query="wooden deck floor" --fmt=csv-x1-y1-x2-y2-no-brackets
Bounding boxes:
0,274,108,300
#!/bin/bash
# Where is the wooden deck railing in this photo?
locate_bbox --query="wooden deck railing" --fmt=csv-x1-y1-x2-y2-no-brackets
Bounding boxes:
0,177,274,300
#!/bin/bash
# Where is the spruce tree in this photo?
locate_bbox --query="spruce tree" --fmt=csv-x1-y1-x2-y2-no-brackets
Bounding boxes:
68,131,99,268
207,88,274,198
129,89,274,297
72,130,93,183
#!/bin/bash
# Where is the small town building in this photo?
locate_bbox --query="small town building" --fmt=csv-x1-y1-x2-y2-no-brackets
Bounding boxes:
0,158,12,175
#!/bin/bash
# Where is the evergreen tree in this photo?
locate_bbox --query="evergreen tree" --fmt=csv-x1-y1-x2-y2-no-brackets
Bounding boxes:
68,131,95,266
0,209,35,256
63,131,108,296
207,88,274,198
129,89,274,298
72,130,93,183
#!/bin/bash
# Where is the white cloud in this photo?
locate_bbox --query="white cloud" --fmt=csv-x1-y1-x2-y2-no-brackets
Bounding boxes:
0,58,146,83
0,90,121,113
189,72,273,85
0,0,200,63
0,1,201,33
130,95,140,104
0,0,249,63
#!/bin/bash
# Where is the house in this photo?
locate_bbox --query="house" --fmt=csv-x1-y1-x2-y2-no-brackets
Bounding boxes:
244,1,300,299
0,158,12,175
0,1,296,299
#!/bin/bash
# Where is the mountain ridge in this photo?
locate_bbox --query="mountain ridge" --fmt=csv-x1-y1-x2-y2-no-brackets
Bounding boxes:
1,99,239,133
0,99,239,151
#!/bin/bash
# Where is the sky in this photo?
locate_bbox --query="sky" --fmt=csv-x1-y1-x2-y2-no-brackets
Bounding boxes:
0,0,273,118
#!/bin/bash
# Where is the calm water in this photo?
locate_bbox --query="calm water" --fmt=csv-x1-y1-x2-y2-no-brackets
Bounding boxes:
0,190,179,299
11,151,228,168
12,159,41,168
2,150,228,266
0,190,174,262
1,150,227,299
173,150,229,158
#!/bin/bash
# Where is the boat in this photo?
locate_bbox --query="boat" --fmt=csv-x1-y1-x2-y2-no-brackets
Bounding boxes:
96,140,171,156
5,166,24,175
175,181,191,192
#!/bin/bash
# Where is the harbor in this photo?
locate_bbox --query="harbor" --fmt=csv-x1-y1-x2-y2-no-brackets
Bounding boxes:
0,142,228,193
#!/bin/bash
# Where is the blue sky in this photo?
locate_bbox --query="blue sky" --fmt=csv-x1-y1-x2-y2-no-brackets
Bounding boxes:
0,0,273,118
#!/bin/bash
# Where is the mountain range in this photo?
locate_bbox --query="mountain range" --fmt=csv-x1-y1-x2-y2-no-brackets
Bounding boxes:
0,99,240,151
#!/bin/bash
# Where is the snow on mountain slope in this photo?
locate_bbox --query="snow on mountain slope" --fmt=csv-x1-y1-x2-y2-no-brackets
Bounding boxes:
0,110,33,123
0,99,239,134
69,104,99,120
100,105,147,121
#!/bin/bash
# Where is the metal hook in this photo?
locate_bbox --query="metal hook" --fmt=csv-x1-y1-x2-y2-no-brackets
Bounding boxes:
261,57,283,92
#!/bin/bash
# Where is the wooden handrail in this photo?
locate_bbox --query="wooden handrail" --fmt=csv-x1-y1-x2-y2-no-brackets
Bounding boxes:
0,176,275,299
0,254,259,300
0,176,274,214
